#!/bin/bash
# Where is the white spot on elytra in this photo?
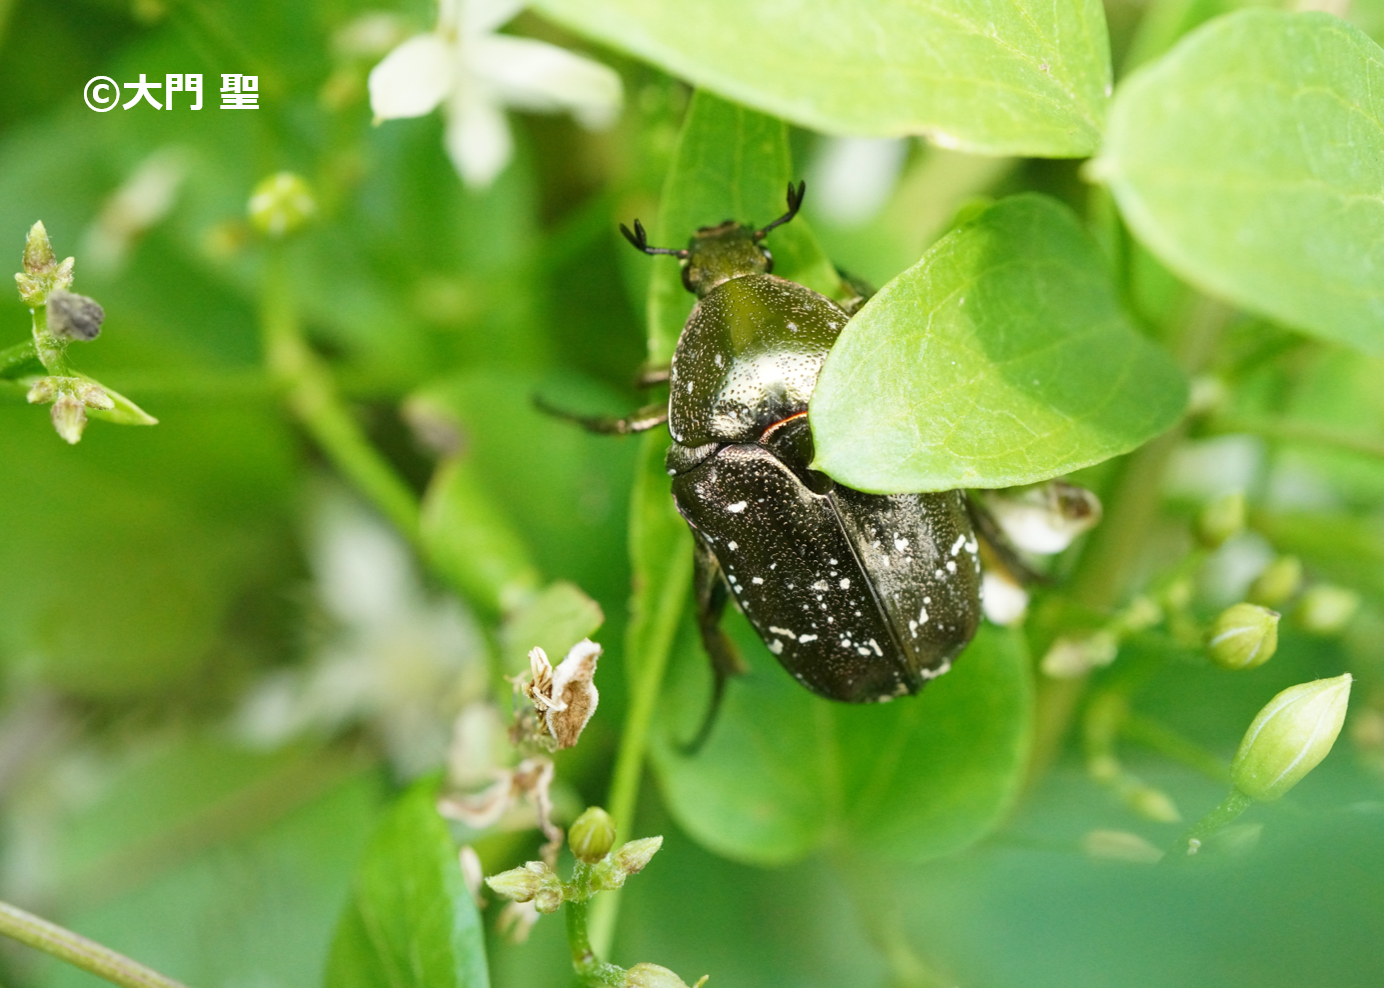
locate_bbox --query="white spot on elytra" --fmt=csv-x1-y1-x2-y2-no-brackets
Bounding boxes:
829,558,838,565
728,541,738,551
868,638,883,656
895,537,909,551
935,569,945,579
752,576,764,585
769,639,784,654
950,535,967,556
839,578,850,589
769,626,797,640
920,658,952,680
919,606,930,625
799,634,818,643
946,560,957,574
727,501,747,513
812,580,829,591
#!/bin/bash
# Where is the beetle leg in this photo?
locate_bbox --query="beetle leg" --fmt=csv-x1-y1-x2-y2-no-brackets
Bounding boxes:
964,493,1054,587
683,531,748,754
532,396,668,435
635,364,671,389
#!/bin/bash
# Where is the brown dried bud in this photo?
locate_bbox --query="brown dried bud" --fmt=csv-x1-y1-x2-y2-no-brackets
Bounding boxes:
47,289,105,341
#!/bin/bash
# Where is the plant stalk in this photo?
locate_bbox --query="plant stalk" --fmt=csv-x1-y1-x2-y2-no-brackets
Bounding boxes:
1180,787,1254,854
0,899,190,988
588,532,693,957
259,247,421,546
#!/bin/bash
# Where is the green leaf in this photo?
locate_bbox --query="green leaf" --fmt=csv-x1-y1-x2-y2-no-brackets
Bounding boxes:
499,580,605,676
325,782,489,988
647,90,842,361
1095,10,1384,355
80,373,158,426
652,620,1032,865
532,0,1111,157
810,193,1188,493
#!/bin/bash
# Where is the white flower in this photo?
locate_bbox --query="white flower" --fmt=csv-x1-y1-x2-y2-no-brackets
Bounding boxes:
234,489,488,777
368,0,622,187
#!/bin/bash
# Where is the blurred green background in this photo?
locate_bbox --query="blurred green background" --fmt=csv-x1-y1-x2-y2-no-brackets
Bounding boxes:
1,1,1383,986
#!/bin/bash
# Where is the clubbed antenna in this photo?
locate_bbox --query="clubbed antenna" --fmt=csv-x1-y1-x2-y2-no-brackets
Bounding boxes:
754,180,806,241
619,218,688,258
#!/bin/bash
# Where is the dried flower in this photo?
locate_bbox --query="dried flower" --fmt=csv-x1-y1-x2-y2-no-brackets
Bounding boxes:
524,639,601,749
46,289,105,341
985,481,1102,554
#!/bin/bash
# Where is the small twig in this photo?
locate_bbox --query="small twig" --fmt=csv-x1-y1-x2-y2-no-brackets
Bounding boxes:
0,899,190,988
1208,415,1384,463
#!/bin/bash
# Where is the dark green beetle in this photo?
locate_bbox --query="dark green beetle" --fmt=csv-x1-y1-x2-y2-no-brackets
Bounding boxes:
549,184,981,746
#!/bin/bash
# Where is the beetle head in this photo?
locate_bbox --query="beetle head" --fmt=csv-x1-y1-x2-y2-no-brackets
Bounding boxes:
619,181,807,299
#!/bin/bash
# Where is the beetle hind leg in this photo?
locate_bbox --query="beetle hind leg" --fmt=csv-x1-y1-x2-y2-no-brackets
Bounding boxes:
532,395,668,435
681,532,748,754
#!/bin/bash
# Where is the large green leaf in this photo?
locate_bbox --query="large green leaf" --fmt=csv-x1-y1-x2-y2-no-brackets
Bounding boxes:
652,619,1032,865
646,90,841,361
810,194,1188,493
324,782,488,988
1095,10,1384,355
532,0,1110,157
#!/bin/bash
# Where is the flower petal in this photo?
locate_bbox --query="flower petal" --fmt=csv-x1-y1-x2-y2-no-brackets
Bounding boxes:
471,35,622,129
368,33,454,120
444,86,514,187
462,0,526,35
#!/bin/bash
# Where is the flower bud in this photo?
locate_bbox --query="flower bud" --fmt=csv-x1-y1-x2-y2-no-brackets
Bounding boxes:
623,963,707,988
1296,585,1359,636
16,220,75,305
1196,491,1245,548
568,806,616,864
1040,630,1118,679
484,861,551,903
613,836,662,876
46,289,105,341
1248,556,1302,608
532,885,563,914
1123,784,1181,823
50,392,88,444
1207,603,1279,671
1232,673,1352,802
248,172,317,237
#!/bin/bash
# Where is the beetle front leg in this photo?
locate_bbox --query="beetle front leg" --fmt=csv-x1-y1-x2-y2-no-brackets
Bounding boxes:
532,396,669,435
683,531,748,754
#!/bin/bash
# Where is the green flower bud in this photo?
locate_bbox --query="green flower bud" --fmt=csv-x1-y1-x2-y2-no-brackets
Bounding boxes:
1296,585,1360,636
1232,673,1352,802
623,963,708,988
569,806,616,864
613,836,662,876
1248,556,1302,608
485,861,551,903
50,392,87,445
1123,783,1181,824
46,289,105,341
1040,630,1118,679
16,220,75,305
532,885,563,914
1196,491,1245,548
1207,603,1279,671
248,172,317,238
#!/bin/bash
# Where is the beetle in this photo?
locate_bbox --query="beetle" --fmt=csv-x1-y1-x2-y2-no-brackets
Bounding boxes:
545,183,983,748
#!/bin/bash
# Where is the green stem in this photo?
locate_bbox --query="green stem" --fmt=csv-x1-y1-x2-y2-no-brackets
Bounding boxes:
1180,787,1254,855
588,534,693,957
0,339,38,377
1027,296,1231,788
1122,712,1229,784
1209,415,1384,463
259,249,420,546
31,306,73,377
0,899,190,988
565,895,625,987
